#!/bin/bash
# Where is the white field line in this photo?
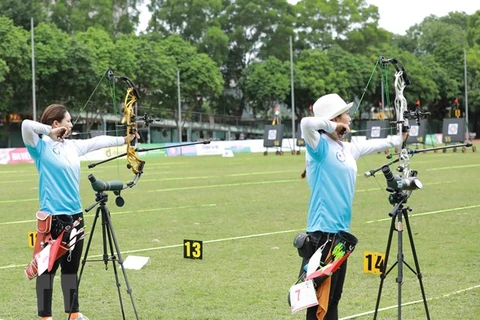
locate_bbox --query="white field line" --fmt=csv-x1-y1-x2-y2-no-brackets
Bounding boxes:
365,204,480,223
340,284,480,319
0,229,299,270
1,201,478,269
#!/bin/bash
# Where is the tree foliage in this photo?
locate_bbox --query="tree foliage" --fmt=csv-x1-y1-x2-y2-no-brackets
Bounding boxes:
1,0,480,145
41,0,142,35
243,57,290,118
0,17,30,113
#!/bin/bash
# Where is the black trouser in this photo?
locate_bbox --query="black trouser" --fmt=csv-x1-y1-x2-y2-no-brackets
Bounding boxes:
299,231,348,320
37,213,85,317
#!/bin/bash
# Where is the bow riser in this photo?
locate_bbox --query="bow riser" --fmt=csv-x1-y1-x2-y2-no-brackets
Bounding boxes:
393,71,412,183
122,83,145,186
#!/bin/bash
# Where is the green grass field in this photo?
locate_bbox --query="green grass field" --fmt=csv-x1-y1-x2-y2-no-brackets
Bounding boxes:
0,143,479,320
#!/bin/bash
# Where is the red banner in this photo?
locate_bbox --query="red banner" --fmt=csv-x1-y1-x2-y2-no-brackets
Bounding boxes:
0,148,33,164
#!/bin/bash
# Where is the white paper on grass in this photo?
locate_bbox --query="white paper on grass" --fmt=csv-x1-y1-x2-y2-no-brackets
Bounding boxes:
122,255,150,270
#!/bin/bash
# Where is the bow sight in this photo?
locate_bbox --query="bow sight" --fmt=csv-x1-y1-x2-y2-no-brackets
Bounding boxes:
403,108,430,126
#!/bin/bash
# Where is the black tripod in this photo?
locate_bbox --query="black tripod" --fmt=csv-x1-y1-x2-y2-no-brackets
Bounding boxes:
70,175,139,320
373,190,430,320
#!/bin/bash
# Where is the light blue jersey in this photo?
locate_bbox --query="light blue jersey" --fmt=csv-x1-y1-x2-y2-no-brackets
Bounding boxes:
27,138,84,215
22,120,124,215
300,117,402,233
305,136,356,233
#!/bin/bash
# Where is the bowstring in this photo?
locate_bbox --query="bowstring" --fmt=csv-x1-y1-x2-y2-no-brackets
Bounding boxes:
72,72,108,128
70,71,108,166
108,73,123,179
350,56,390,198
354,57,381,114
381,62,397,155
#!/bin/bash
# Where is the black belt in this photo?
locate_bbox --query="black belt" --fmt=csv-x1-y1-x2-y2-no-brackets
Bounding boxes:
308,230,337,239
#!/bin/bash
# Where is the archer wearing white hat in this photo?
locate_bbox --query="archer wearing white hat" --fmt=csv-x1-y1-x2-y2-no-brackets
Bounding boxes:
295,93,407,320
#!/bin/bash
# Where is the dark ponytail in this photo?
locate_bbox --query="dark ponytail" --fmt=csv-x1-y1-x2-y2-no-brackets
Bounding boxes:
301,168,306,179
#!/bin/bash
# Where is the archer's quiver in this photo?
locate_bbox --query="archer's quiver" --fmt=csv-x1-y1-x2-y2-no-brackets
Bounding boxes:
24,212,53,280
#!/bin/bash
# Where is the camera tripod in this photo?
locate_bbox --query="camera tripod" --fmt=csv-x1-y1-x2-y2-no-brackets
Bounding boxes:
373,192,430,319
69,185,139,320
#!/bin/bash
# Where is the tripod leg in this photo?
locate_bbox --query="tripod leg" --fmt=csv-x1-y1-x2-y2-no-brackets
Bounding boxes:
373,212,397,320
403,211,431,320
68,207,101,319
397,209,404,319
102,208,127,320
101,211,110,270
103,208,140,320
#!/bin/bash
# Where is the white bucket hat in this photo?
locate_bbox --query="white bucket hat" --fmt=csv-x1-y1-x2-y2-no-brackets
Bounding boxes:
313,93,354,119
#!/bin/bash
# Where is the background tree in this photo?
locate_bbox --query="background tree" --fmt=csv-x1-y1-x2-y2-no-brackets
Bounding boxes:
41,0,141,35
293,0,380,49
0,18,30,112
242,57,290,119
33,23,71,109
0,17,30,146
0,0,46,29
1,1,480,146
412,19,467,121
111,33,177,120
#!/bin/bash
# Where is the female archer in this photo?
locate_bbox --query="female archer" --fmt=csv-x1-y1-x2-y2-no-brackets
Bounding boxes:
22,104,134,320
298,93,407,320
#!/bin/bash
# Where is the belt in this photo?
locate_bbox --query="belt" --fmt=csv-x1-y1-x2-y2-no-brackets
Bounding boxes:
308,230,337,240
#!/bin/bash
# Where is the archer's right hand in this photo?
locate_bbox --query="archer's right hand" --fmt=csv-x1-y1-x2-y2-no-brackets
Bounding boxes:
49,127,68,142
335,123,350,135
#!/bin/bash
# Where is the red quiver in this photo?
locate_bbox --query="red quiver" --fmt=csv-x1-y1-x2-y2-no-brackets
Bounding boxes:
25,213,83,280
